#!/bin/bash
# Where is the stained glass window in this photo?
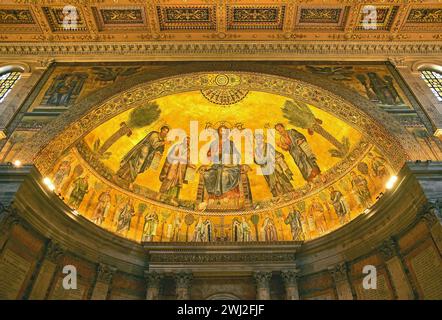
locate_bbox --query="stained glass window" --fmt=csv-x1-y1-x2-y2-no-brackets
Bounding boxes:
421,70,442,102
0,71,21,103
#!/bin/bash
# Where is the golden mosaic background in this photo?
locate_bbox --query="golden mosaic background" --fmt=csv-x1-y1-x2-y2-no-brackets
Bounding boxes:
45,89,394,243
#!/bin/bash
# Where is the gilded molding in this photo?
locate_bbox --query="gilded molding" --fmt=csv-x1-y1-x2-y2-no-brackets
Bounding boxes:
0,42,441,57
149,253,296,264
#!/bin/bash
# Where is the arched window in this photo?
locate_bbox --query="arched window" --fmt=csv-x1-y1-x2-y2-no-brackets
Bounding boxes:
421,70,442,102
0,71,21,103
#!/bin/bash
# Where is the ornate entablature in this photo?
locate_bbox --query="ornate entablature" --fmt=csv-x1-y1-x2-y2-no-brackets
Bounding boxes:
0,0,441,44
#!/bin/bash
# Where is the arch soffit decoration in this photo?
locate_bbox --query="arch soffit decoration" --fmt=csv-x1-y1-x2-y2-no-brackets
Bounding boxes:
411,60,442,74
16,62,419,175
0,62,30,74
206,293,241,300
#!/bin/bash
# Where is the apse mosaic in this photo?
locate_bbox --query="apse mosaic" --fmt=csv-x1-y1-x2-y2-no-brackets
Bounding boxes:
46,90,394,243
3,62,442,243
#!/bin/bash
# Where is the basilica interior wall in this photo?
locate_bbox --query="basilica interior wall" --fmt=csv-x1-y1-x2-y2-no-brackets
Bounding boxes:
0,58,442,300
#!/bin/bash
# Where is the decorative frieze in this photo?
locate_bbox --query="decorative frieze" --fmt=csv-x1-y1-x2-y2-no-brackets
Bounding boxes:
149,253,296,264
0,42,441,58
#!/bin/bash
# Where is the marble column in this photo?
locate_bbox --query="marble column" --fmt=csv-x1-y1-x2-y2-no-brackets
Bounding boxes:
90,263,115,300
253,271,272,300
281,269,300,300
330,263,354,300
144,271,164,300
28,241,64,300
174,272,193,300
379,238,417,300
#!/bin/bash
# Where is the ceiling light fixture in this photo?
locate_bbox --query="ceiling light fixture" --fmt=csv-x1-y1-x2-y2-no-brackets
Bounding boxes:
43,177,55,191
13,160,22,168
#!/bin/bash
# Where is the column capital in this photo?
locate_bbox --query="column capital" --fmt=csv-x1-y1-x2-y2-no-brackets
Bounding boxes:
419,201,442,227
379,238,399,261
144,271,164,288
0,203,20,230
281,269,300,286
174,272,193,300
44,241,64,263
253,271,272,289
329,262,349,282
97,263,116,283
174,272,193,289
35,58,55,70
388,57,408,69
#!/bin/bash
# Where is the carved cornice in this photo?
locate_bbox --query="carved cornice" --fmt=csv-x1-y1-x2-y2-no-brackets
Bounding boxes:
0,42,441,58
96,263,116,283
149,253,296,264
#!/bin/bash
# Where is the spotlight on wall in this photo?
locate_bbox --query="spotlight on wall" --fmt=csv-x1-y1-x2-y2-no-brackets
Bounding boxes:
385,175,398,190
13,160,22,168
42,177,55,191
72,210,79,216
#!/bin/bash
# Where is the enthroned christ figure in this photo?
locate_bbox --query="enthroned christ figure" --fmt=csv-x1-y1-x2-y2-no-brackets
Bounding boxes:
200,126,246,209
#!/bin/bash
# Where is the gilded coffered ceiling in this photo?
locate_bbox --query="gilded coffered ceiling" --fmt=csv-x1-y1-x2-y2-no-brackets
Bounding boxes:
0,0,440,55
